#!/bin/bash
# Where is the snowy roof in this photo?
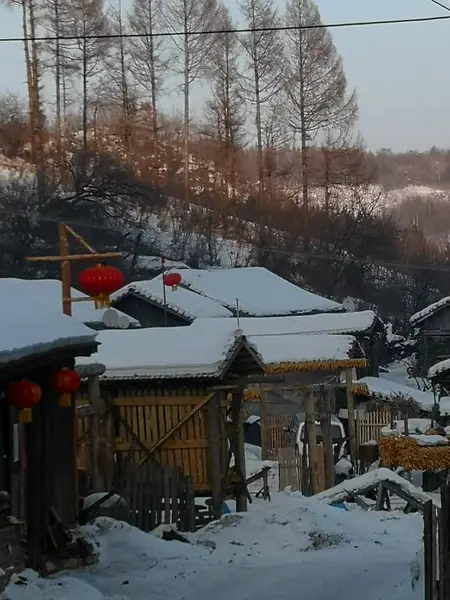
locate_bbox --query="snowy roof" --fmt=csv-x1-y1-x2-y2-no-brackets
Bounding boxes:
355,376,435,411
77,319,364,380
428,358,450,380
410,297,450,326
0,279,139,329
154,267,342,317
111,279,233,319
135,256,189,271
195,310,379,336
76,322,263,380
251,333,363,372
0,291,97,365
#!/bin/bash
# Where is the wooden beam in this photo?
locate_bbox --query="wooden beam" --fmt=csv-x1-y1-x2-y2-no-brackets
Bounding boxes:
319,386,335,490
345,368,357,462
59,222,71,316
260,388,269,460
231,391,248,512
206,392,222,520
64,224,97,253
305,390,320,495
27,251,122,262
87,376,103,491
138,393,215,465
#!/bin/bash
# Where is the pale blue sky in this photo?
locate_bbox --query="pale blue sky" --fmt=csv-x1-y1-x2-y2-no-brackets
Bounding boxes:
0,0,448,151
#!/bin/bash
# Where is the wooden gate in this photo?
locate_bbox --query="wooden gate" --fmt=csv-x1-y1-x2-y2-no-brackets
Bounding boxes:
76,386,227,494
357,409,393,444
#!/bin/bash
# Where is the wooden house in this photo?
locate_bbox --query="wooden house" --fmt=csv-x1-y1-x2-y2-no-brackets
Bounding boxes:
199,310,384,378
0,291,98,580
75,321,268,519
0,279,139,330
242,330,367,417
410,297,450,377
110,266,343,327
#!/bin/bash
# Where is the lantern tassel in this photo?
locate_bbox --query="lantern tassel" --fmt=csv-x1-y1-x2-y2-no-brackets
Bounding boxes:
94,294,111,309
59,393,72,408
18,408,32,424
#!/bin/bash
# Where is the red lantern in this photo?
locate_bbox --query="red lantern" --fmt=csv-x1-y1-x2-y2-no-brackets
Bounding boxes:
6,380,42,423
163,272,182,291
50,368,81,408
78,263,124,309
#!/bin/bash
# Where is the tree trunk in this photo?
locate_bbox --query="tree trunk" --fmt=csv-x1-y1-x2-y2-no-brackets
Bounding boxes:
148,0,159,181
21,0,34,162
28,0,45,201
183,20,190,204
82,24,88,155
118,0,131,153
54,0,62,172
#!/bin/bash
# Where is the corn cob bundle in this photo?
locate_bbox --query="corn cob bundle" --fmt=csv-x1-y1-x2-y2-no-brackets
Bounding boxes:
379,436,450,471
243,389,261,402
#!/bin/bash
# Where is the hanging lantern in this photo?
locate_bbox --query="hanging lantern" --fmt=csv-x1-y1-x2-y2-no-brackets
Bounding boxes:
49,367,81,408
6,380,42,423
163,272,182,291
78,263,124,309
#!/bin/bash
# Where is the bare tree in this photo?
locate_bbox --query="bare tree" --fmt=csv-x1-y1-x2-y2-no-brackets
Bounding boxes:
128,0,167,177
201,5,245,201
238,0,284,209
98,0,138,154
284,0,357,210
61,0,109,153
164,0,220,202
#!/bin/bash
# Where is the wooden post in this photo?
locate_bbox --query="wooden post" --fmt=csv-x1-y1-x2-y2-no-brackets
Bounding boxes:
345,369,357,462
59,222,72,316
260,387,269,460
424,499,438,600
87,376,103,491
319,387,335,490
231,391,247,512
206,392,223,520
440,482,450,600
305,390,319,495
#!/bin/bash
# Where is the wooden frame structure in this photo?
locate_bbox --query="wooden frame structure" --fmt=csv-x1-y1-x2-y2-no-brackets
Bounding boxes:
26,223,121,316
75,346,278,521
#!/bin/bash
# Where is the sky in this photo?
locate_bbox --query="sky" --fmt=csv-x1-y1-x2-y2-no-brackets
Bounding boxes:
0,0,449,152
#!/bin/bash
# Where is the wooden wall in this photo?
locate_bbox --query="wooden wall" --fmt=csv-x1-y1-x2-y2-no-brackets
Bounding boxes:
76,385,228,494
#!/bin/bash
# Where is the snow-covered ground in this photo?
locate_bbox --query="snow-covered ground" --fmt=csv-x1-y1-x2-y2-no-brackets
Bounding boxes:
3,450,424,600
4,490,423,600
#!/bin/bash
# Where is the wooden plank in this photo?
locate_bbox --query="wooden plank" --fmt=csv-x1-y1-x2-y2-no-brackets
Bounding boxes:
138,393,215,465
113,396,207,406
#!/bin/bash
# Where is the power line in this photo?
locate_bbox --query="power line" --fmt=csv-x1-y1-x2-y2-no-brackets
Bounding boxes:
429,0,450,12
1,204,450,273
0,14,448,43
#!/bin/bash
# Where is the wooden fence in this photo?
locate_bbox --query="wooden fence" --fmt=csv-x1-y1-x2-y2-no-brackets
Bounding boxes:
120,462,197,532
424,482,450,600
277,446,325,494
278,448,302,492
357,409,393,444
